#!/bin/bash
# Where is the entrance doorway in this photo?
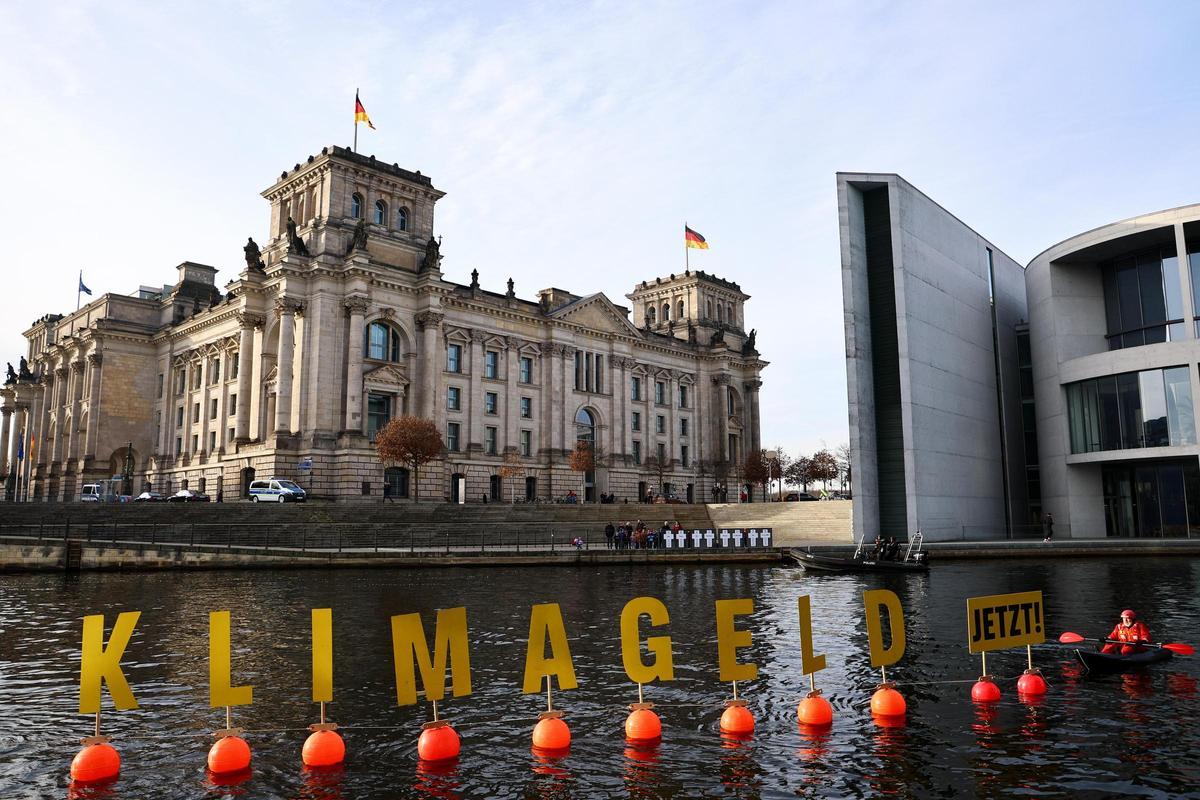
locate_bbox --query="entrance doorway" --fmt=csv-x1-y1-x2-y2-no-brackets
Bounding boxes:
451,473,465,504
489,474,501,502
240,467,255,497
686,483,694,503
525,476,537,502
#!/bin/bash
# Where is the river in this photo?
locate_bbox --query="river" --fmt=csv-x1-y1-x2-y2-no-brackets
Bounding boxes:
1,557,1198,798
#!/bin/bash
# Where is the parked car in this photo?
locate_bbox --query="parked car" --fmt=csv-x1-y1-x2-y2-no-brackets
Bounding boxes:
248,478,307,503
80,484,102,502
785,492,819,502
168,489,210,502
135,491,166,502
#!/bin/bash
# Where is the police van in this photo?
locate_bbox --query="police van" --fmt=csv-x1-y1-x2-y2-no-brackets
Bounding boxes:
247,478,308,503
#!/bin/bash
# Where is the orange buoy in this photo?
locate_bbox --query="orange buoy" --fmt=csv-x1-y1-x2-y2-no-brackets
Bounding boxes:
1017,671,1048,696
70,742,120,784
719,704,755,735
797,694,834,726
971,679,1001,703
208,735,252,775
532,716,571,751
625,708,662,742
302,729,346,767
870,686,906,717
417,723,461,762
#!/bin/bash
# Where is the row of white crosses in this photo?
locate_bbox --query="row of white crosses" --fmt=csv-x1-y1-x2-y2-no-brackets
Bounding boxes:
662,528,773,548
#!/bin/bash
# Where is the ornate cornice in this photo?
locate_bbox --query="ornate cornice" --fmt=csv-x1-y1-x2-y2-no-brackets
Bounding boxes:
744,380,763,392
712,374,732,386
344,296,370,315
275,297,304,317
415,310,444,330
237,311,265,330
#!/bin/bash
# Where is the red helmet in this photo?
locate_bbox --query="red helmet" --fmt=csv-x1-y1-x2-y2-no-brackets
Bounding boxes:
1121,609,1136,619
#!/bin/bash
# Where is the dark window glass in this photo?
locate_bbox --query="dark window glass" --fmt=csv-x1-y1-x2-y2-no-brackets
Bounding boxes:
367,393,391,441
1135,466,1162,537
485,392,497,414
1098,376,1120,451
1137,253,1167,328
447,422,460,451
1117,372,1141,449
1159,464,1187,537
520,357,532,384
447,344,462,373
520,397,532,418
384,467,409,498
485,351,498,379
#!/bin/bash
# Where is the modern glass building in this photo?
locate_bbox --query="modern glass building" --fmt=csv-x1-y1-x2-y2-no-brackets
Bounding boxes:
842,172,1200,540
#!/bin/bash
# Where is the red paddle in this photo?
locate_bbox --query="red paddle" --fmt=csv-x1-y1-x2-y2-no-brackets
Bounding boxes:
1058,631,1194,655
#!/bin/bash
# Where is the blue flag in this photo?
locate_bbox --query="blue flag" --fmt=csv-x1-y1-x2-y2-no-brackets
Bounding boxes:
79,275,92,296
17,436,23,461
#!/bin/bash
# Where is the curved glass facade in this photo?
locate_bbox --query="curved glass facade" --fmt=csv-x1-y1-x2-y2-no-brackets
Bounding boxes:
1066,366,1195,454
1102,246,1184,350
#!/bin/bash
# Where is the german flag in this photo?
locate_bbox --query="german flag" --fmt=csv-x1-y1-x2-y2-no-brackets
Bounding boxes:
354,92,375,130
685,225,709,250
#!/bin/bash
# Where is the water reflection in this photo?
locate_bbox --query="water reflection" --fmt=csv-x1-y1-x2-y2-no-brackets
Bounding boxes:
412,758,461,800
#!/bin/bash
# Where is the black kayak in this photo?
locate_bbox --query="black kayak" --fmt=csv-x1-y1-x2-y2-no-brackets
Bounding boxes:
1075,647,1173,674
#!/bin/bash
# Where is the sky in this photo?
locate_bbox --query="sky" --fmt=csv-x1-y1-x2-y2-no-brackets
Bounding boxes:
3,1,1200,461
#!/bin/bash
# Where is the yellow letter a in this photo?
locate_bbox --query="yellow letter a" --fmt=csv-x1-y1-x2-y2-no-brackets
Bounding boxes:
522,603,577,694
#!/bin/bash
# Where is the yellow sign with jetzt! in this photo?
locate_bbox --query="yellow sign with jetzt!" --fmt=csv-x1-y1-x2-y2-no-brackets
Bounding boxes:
966,591,1045,654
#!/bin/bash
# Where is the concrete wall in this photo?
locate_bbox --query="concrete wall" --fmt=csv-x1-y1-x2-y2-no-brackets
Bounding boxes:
840,173,1028,541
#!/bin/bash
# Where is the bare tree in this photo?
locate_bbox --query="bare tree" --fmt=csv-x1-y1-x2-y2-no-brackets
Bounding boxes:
785,454,812,492
644,454,669,501
809,449,839,492
499,451,525,503
835,443,852,493
765,446,789,501
374,415,444,501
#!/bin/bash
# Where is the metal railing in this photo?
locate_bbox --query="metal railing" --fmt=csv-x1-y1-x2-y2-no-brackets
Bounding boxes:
0,522,779,556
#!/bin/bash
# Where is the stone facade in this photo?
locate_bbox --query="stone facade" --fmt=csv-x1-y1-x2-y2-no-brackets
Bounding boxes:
2,146,766,502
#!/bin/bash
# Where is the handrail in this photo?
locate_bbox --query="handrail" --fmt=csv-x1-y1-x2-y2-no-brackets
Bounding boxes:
903,530,923,563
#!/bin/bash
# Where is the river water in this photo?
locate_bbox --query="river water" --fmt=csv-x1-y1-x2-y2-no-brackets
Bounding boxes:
1,557,1198,799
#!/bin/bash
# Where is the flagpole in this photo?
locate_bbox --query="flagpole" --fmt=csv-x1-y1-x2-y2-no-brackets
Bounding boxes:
685,222,689,271
353,88,359,153
76,270,82,312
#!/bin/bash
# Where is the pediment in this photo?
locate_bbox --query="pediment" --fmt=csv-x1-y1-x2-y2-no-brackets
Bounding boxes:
549,293,642,336
264,364,278,383
364,363,409,387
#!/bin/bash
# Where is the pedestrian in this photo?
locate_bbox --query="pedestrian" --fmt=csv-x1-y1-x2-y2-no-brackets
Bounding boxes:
216,488,223,503
604,522,615,549
1043,513,1054,542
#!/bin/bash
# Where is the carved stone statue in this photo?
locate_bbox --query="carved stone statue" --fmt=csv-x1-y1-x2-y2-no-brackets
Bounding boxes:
687,323,697,344
743,328,757,354
286,216,311,256
243,237,266,272
420,236,441,272
470,269,480,290
346,219,368,255
507,277,515,297
19,357,31,379
710,328,725,346
5,363,15,384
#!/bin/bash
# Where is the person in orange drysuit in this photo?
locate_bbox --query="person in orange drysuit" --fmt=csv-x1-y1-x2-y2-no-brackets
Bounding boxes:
1101,609,1152,655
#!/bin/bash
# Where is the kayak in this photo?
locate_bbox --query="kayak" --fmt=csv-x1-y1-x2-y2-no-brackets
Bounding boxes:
1075,647,1173,674
788,549,929,573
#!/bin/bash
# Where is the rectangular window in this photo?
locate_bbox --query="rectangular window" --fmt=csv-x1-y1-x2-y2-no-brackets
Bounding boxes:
631,376,642,401
657,442,666,463
447,343,462,373
1067,366,1197,453
485,351,499,379
210,358,220,385
679,385,689,408
680,417,689,436
585,353,592,391
632,440,641,464
175,369,185,393
228,427,235,443
520,356,533,384
192,434,199,452
485,391,498,414
595,355,603,393
210,398,218,420
231,353,239,379
485,426,497,454
1102,246,1184,350
632,411,641,432
521,397,532,418
656,415,665,434
175,436,182,454
229,394,237,415
367,393,392,441
209,431,216,452
193,402,200,424
520,429,532,457
447,422,461,451
157,373,164,398
447,386,461,411
681,444,689,468
655,381,665,405
574,351,583,391
727,387,735,416
176,406,183,427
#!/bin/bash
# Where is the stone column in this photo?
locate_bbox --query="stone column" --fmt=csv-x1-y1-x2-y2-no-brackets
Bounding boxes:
199,358,212,456
50,365,68,464
344,297,369,433
290,310,306,432
83,352,102,457
274,299,299,434
32,379,48,472
11,404,27,500
667,371,679,469
0,404,12,477
745,379,762,454
416,311,444,424
235,314,258,441
466,330,486,451
66,360,84,461
614,358,629,464
538,342,555,458
504,337,519,452
714,374,732,462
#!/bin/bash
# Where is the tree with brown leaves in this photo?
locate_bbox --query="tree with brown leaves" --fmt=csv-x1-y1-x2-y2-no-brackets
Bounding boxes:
374,415,444,501
568,440,596,501
743,449,770,503
499,451,525,503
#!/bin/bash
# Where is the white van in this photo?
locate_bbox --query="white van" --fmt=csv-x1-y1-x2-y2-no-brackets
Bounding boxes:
248,478,307,503
80,484,103,502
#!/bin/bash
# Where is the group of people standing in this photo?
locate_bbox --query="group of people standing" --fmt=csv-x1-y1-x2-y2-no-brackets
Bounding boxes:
604,520,683,550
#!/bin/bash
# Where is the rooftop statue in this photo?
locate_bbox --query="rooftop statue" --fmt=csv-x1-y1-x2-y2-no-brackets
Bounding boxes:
243,237,266,272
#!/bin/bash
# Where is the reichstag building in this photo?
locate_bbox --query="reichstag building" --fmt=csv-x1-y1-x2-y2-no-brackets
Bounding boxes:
1,146,766,502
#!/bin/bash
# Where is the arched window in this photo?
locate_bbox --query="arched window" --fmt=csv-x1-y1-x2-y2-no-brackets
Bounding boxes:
397,207,409,231
575,408,595,443
374,199,387,225
647,306,657,325
661,303,670,322
707,299,713,319
676,300,684,319
728,303,736,325
365,321,402,362
717,304,725,323
351,193,363,219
